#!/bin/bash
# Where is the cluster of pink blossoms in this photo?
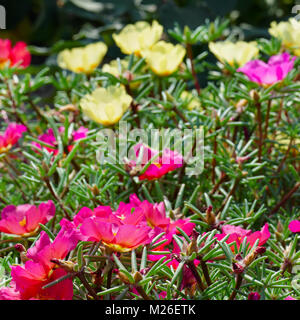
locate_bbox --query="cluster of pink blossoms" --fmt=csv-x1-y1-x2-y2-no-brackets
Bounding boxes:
0,123,27,154
0,193,277,300
68,193,195,252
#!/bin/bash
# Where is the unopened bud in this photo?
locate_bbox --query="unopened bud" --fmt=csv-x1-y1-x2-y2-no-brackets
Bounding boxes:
244,246,266,266
50,259,76,273
235,253,243,261
236,156,249,165
15,244,29,263
123,70,134,82
232,262,244,274
88,184,100,196
236,99,248,113
248,292,261,300
118,270,131,284
133,271,143,283
250,89,260,103
255,246,266,255
59,104,79,114
41,161,49,174
277,221,284,233
187,238,198,256
206,205,216,225
14,243,26,253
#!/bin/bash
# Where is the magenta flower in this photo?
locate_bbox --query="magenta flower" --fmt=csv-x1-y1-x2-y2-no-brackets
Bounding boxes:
0,201,55,236
215,223,270,251
126,194,195,244
32,126,88,155
248,292,261,300
80,219,152,252
0,39,31,68
0,123,27,154
0,221,80,300
237,52,296,86
284,296,297,300
288,220,300,233
128,143,184,181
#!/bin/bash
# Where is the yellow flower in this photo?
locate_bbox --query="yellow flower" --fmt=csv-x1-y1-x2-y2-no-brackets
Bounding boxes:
57,42,107,74
269,18,300,55
208,41,259,67
141,41,186,76
102,59,129,78
180,91,201,110
112,20,163,56
80,86,132,125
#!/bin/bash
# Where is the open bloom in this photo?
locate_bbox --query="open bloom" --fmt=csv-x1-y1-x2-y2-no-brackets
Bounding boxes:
0,123,27,154
0,201,55,236
57,42,107,74
209,41,259,67
141,41,186,76
80,86,132,125
113,20,163,56
237,52,296,86
215,223,270,250
32,126,88,155
289,220,300,233
0,39,31,68
0,221,80,300
269,18,300,56
127,143,184,181
80,220,152,252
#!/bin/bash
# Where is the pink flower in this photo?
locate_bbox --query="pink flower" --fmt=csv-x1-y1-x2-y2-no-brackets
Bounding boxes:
237,52,296,86
248,292,261,300
284,296,297,300
80,219,152,252
128,143,184,181
215,223,270,251
0,39,31,68
0,221,80,300
125,194,195,246
0,201,55,236
0,123,27,154
288,220,300,233
32,126,88,155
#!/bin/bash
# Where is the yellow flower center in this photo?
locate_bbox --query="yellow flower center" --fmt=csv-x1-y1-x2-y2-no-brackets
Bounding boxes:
19,217,27,227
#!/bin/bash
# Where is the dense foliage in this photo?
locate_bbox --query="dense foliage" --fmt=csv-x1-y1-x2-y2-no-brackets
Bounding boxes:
0,12,299,300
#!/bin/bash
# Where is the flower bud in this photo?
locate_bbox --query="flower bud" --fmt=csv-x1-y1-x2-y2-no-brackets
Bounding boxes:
232,262,244,274
236,99,248,113
14,243,26,253
248,292,261,300
118,270,131,284
50,259,76,273
206,205,216,226
250,89,260,103
133,271,143,283
123,70,134,82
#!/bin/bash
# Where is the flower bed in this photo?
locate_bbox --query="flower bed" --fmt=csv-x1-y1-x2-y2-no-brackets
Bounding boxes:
0,18,299,301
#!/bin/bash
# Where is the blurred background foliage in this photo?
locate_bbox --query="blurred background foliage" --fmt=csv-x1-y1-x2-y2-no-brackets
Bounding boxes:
0,0,298,65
